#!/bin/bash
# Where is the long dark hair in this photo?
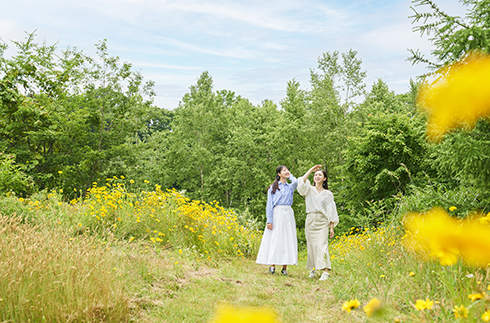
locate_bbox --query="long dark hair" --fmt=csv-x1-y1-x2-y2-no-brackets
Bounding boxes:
269,165,286,194
314,169,329,190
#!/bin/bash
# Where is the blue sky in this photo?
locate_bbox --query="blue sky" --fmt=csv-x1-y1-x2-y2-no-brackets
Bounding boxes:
1,0,465,110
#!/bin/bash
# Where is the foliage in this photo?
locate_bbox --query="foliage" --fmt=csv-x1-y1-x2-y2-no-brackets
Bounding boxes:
0,153,35,196
408,0,490,69
0,33,162,193
8,179,261,260
341,82,430,224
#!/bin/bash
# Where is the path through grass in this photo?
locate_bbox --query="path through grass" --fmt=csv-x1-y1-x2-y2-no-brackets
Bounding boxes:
125,248,353,323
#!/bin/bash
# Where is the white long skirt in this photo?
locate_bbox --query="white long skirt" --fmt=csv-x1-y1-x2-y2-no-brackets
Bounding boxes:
256,205,298,265
305,211,331,270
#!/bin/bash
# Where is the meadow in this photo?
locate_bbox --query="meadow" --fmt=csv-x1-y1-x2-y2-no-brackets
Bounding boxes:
1,178,489,322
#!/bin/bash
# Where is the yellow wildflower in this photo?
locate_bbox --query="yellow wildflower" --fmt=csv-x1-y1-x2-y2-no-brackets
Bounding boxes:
404,208,490,267
408,271,415,277
342,299,361,313
417,51,490,142
58,171,63,174
413,299,434,311
449,206,457,211
452,305,468,319
468,292,484,301
209,304,281,323
482,311,490,322
363,297,381,317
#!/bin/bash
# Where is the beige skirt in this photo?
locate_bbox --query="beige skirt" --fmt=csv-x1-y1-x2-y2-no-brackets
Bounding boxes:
305,212,331,270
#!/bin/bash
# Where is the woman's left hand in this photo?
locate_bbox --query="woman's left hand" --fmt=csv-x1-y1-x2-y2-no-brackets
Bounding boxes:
329,228,334,239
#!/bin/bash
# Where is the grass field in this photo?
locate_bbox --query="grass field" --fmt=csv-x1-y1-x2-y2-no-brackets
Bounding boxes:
1,184,490,322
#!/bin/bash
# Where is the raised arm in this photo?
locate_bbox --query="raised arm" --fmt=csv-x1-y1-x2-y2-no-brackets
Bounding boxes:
302,165,322,183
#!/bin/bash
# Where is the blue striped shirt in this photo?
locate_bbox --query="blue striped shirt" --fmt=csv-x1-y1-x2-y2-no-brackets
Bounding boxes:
266,174,298,224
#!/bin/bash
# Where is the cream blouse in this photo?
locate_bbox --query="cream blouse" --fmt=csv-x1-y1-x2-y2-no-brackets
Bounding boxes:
297,175,339,227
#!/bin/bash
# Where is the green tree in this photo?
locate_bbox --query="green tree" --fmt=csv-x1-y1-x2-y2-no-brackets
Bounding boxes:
0,33,157,193
408,0,490,202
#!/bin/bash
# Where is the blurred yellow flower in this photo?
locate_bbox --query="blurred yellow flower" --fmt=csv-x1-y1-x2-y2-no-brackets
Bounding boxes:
417,51,490,142
413,299,434,311
482,311,490,322
58,171,63,174
452,305,468,319
404,208,490,267
363,297,381,317
209,304,281,323
408,272,415,277
449,206,457,211
179,249,182,254
342,299,361,313
468,292,484,301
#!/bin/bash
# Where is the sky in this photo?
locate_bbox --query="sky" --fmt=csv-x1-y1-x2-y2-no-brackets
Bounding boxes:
0,0,466,110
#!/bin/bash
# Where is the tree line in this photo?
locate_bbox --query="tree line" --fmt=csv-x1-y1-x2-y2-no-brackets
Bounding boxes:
1,0,489,233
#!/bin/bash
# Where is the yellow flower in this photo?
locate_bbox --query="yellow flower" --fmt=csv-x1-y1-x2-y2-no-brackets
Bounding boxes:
209,304,281,323
179,249,182,254
342,299,361,313
468,292,484,301
130,179,134,184
380,275,385,278
413,299,434,311
417,51,490,142
363,297,381,317
58,171,63,174
18,198,24,202
408,271,415,277
482,311,490,322
449,206,457,211
452,305,468,319
404,208,490,267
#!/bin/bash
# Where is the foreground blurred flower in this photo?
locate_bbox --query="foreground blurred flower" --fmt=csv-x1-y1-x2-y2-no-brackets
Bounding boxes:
342,299,361,313
482,310,490,322
208,304,281,323
404,208,490,267
452,305,468,319
413,299,434,311
417,51,490,142
363,297,381,317
468,292,485,302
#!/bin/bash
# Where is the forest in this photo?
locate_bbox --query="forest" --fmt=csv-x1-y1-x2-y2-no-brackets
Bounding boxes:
1,0,490,321
1,1,489,234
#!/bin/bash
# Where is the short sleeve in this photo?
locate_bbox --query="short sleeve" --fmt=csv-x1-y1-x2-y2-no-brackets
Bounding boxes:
297,176,312,196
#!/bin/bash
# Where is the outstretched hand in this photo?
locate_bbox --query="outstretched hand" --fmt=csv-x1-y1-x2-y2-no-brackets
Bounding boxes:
312,165,322,172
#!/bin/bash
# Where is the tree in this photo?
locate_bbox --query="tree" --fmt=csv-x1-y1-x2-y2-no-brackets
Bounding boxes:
408,0,490,199
0,33,157,193
408,0,490,69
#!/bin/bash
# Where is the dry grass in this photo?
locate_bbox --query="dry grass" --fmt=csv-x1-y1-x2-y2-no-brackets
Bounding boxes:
0,215,130,323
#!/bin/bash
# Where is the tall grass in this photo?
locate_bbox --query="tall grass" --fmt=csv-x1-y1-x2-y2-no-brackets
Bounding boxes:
0,215,129,322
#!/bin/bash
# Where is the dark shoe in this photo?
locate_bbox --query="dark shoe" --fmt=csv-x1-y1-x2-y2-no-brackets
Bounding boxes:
281,268,288,276
269,266,275,274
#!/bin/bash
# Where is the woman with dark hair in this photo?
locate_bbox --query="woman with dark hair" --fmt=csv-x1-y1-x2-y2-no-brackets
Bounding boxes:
297,164,339,281
256,165,298,276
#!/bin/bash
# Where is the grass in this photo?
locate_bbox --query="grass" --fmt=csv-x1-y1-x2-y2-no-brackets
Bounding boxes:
2,183,490,322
